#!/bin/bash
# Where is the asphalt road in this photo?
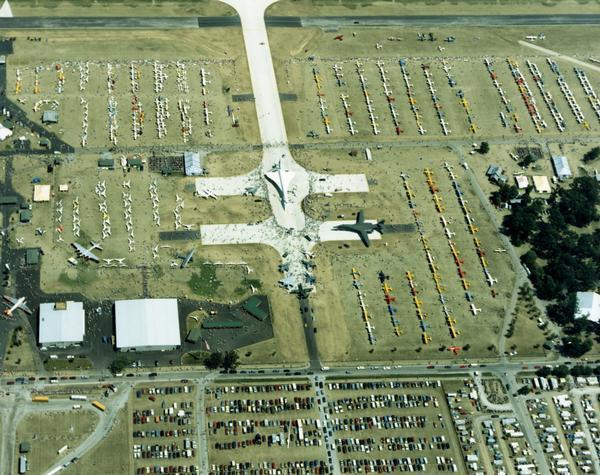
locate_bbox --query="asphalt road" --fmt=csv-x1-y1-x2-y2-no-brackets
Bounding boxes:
0,14,598,30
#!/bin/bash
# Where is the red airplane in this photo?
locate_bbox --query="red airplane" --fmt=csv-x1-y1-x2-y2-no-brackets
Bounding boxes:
384,294,396,304
334,35,344,41
447,346,463,355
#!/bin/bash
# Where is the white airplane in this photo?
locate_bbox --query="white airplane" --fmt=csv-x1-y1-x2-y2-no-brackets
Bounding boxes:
72,241,102,262
102,258,115,265
200,189,217,200
444,228,456,239
3,296,32,318
190,315,198,322
122,180,131,189
494,248,507,253
250,284,257,294
246,266,253,274
485,272,498,286
183,224,194,230
16,237,23,245
470,304,482,316
115,258,126,267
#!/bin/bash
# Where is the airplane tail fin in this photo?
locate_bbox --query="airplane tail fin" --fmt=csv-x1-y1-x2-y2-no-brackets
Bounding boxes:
91,241,103,250
376,220,385,233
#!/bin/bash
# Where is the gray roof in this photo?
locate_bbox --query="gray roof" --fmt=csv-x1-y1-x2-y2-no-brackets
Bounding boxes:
184,151,204,176
39,301,85,345
552,155,572,178
115,299,181,349
42,110,58,123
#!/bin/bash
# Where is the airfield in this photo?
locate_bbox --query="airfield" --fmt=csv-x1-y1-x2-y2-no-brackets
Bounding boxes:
0,0,600,473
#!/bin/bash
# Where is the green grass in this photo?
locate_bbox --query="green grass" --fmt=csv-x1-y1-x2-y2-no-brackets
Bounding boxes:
188,264,222,297
44,356,93,371
181,351,209,365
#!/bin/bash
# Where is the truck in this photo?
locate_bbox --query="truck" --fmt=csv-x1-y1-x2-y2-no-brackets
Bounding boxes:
91,400,106,412
32,395,49,403
70,395,87,401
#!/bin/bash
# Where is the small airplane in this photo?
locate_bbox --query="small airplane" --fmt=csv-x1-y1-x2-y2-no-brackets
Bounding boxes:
382,282,393,294
250,284,257,294
418,320,431,332
115,258,126,267
3,295,32,317
469,303,482,316
122,180,131,189
448,346,462,355
334,35,344,41
72,241,103,262
176,248,195,269
494,248,507,253
485,272,498,286
334,210,384,247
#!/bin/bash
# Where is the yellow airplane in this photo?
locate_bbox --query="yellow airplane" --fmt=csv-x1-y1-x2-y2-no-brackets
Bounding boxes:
469,123,478,133
382,282,393,293
394,327,402,336
446,316,457,326
351,267,360,278
449,326,460,338
468,223,479,234
461,278,470,290
422,333,432,344
406,271,414,281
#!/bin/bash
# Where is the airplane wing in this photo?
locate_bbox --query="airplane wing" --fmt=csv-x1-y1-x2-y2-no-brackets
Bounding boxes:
82,249,100,262
19,302,32,315
356,210,364,224
358,230,370,247
3,295,17,306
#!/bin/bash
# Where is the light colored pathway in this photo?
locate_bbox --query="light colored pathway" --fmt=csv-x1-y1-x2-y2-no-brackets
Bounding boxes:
519,40,600,73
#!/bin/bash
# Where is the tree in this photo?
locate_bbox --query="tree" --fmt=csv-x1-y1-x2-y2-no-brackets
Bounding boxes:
222,350,239,371
583,146,600,163
560,336,592,358
490,183,519,207
517,385,530,396
547,293,577,326
109,357,130,374
518,153,536,168
203,352,223,370
502,196,544,246
551,364,570,378
462,344,471,351
535,366,552,377
557,176,600,228
570,365,593,377
479,142,490,154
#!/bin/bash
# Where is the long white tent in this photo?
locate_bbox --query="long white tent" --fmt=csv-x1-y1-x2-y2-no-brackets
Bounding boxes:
115,298,181,351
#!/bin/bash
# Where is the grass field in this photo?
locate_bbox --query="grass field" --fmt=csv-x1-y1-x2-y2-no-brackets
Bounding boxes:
10,0,235,17
267,0,600,16
5,28,259,151
3,327,38,373
295,146,514,363
15,410,98,474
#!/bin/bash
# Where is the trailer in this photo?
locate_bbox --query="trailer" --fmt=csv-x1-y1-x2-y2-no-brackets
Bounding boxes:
70,395,87,401
32,395,49,403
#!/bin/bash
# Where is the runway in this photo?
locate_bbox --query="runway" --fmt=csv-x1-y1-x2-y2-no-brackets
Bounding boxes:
0,14,598,30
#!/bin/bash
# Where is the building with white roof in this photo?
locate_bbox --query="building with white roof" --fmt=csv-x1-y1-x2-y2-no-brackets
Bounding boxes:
551,155,572,180
575,291,600,323
38,301,85,347
184,151,204,176
115,298,181,351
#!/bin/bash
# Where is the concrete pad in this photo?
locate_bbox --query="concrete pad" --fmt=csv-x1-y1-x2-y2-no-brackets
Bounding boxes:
310,173,370,194
195,171,265,197
319,220,382,243
200,222,275,246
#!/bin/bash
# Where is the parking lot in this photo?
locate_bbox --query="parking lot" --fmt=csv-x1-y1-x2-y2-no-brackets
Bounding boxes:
324,378,464,473
205,380,329,474
129,383,199,475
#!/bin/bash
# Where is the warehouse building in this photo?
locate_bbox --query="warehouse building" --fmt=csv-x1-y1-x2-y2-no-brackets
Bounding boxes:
115,298,181,351
38,301,85,347
551,155,572,180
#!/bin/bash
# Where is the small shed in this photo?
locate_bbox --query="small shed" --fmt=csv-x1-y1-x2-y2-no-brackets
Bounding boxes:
184,151,203,176
98,155,115,170
59,184,69,192
42,110,58,124
18,455,27,474
127,157,142,169
551,155,572,179
532,175,551,193
243,296,268,321
39,137,51,148
19,442,30,453
33,184,51,202
514,175,529,189
19,209,32,223
26,249,39,266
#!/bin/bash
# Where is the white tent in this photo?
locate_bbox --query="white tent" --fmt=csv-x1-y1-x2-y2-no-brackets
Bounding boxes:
115,299,181,351
0,1,13,18
575,292,600,323
0,123,12,141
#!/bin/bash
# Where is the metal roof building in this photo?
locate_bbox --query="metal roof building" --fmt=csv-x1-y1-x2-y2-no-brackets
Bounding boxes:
184,151,204,176
38,301,85,347
115,298,181,352
551,155,572,179
575,292,600,324
42,110,58,124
